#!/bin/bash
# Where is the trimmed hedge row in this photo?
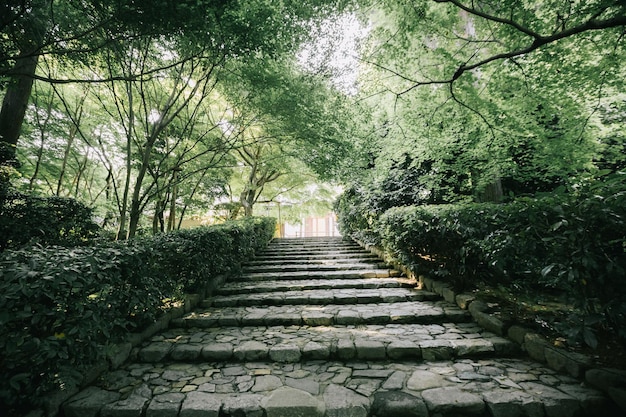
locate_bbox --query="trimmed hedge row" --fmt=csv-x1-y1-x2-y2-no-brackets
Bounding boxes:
336,176,626,342
0,216,276,409
379,196,626,299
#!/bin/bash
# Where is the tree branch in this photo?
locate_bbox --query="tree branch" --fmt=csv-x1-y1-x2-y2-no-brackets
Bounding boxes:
434,0,542,39
396,2,626,93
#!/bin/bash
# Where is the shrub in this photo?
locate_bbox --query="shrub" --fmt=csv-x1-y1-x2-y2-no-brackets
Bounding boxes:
379,203,490,290
0,189,100,251
151,216,276,292
334,184,382,246
0,243,160,408
377,193,626,302
338,174,626,344
0,216,276,410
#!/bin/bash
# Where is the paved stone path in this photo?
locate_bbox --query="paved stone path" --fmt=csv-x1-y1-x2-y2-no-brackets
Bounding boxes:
63,237,618,416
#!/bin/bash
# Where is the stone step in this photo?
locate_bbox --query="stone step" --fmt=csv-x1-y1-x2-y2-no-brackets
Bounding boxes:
242,262,387,274
172,301,470,328
234,269,402,282
63,358,616,417
267,238,359,246
245,255,381,266
257,249,367,258
61,236,622,416
258,242,364,251
249,253,380,263
270,236,349,243
217,277,417,296
137,322,518,364
206,287,439,308
265,242,361,249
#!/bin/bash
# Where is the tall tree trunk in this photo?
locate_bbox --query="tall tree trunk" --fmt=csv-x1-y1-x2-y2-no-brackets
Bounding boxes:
56,126,77,195
127,143,154,238
73,152,89,196
167,168,180,231
0,53,39,165
102,170,114,229
177,169,208,230
28,84,54,190
117,81,134,240
153,199,166,234
241,188,256,217
479,173,504,202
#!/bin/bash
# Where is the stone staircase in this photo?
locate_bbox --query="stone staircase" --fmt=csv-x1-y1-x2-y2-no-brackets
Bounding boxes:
62,237,618,417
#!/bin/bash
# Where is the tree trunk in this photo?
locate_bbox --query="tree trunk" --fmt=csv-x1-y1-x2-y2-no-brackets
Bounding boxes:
167,169,180,231
177,169,207,230
153,199,166,234
28,85,54,190
127,142,154,238
56,126,76,195
241,188,256,217
117,81,134,240
102,170,114,229
73,152,89,196
0,53,39,165
28,132,46,190
128,197,142,238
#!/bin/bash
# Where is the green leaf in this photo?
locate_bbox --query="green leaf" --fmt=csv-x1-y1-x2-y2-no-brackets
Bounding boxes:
541,264,555,277
582,328,598,350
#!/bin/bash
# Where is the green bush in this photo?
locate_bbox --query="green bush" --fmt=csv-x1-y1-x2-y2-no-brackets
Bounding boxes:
0,189,100,251
379,204,490,290
338,174,626,344
334,184,382,246
151,217,276,292
0,216,276,410
378,191,626,303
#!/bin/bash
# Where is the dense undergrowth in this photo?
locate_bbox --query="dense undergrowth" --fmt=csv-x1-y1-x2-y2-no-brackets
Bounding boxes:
0,192,276,409
335,173,626,350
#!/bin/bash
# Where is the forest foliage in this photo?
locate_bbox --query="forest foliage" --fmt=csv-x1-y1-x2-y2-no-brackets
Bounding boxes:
4,1,623,237
1,0,354,238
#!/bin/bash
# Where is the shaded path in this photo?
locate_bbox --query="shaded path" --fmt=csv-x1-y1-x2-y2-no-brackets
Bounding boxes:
63,237,617,416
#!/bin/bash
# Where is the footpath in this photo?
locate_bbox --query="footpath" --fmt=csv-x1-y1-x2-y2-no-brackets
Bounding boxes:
62,237,620,416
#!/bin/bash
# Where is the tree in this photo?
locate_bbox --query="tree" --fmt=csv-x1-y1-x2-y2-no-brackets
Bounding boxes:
223,56,355,179
213,54,358,217
346,0,626,201
235,141,284,217
0,0,351,165
362,1,626,91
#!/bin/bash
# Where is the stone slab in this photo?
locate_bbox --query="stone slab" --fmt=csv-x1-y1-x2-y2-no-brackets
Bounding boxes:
269,344,302,363
262,387,325,417
222,394,264,417
422,387,485,416
63,387,121,417
323,384,369,417
146,393,185,417
407,370,450,391
371,391,428,417
179,392,221,417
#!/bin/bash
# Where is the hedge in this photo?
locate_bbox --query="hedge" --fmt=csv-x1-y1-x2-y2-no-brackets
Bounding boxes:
336,175,626,344
0,216,276,410
0,189,101,251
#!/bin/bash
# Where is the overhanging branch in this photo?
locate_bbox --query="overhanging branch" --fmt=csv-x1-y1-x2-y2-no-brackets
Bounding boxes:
394,1,626,93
